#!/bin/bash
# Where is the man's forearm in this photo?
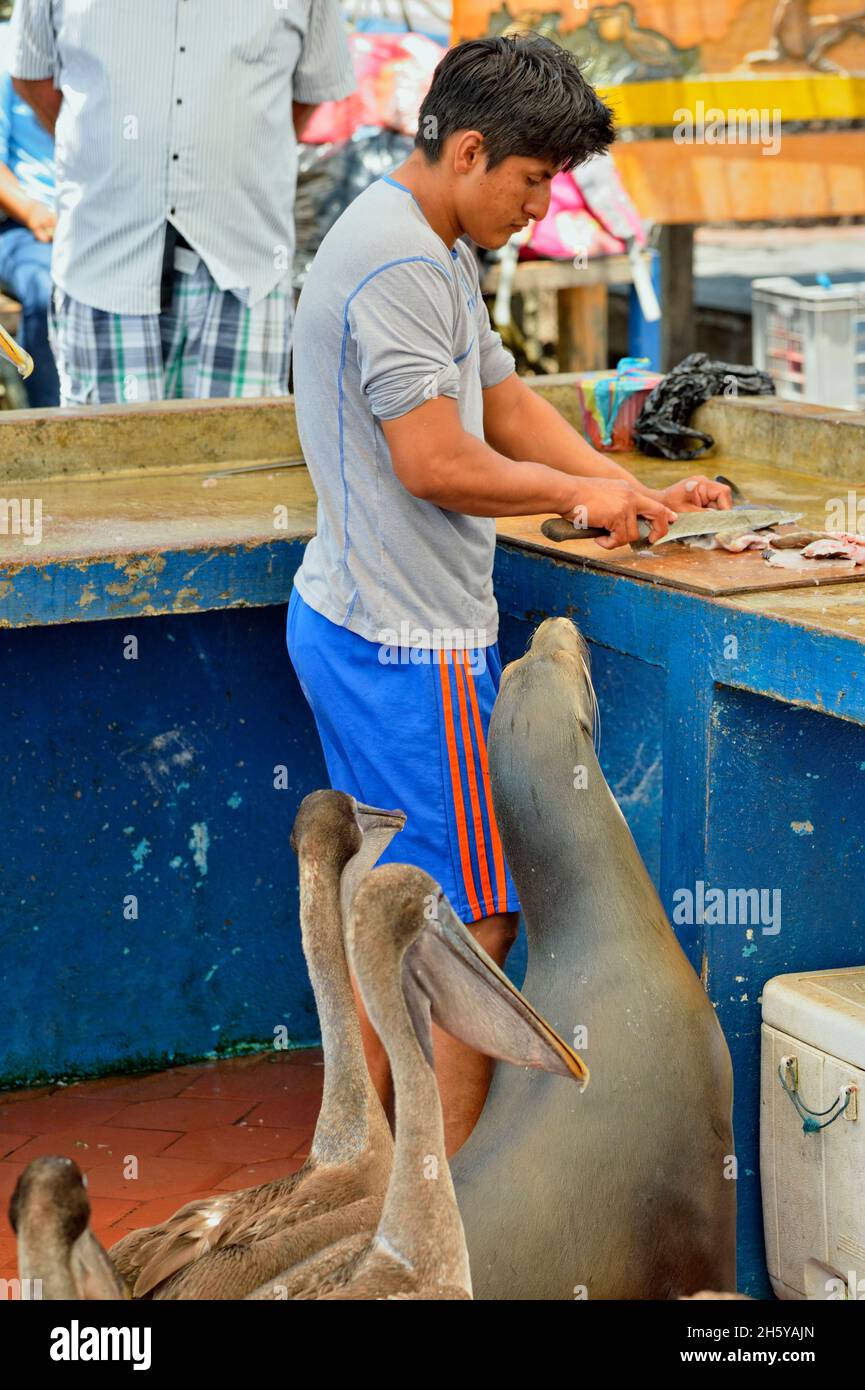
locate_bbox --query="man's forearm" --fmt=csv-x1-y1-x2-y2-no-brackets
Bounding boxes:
382,394,677,546
0,163,35,222
484,373,646,489
391,427,587,519
293,101,317,139
11,77,61,135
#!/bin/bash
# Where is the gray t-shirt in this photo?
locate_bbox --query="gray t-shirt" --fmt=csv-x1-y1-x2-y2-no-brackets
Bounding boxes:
293,175,515,650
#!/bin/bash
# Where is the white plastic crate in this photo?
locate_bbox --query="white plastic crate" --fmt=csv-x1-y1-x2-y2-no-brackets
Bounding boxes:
761,967,865,1300
751,276,865,410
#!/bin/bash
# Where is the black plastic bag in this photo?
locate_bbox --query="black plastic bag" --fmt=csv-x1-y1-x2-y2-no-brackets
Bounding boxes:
633,352,775,461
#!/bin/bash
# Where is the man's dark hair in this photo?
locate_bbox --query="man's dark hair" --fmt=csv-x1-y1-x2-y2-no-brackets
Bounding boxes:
416,35,615,172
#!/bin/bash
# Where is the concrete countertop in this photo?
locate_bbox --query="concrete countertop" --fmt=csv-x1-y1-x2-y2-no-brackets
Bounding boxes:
1,385,863,639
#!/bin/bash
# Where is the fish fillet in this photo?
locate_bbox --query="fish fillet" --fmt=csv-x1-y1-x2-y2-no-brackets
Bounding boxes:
653,506,803,546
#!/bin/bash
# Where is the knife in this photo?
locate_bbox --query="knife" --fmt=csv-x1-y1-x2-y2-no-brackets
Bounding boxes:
540,476,800,547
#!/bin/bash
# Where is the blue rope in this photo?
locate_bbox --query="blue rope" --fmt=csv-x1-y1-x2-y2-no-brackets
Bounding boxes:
778,1063,853,1133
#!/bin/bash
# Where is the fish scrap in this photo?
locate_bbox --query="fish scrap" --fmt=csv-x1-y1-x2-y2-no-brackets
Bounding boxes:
763,530,865,568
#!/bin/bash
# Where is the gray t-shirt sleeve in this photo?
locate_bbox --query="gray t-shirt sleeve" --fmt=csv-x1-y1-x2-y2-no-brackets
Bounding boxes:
475,281,516,390
348,259,461,421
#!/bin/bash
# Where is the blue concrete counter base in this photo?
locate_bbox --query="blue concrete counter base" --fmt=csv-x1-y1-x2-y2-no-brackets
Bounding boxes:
1,392,863,1297
1,574,327,1085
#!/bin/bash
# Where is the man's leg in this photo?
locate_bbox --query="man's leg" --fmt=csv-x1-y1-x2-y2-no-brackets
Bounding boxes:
0,227,60,407
353,911,519,1151
432,910,519,1154
49,290,164,407
287,595,521,1152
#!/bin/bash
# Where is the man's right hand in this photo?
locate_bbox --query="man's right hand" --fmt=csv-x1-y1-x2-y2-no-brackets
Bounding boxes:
563,478,678,550
24,201,56,243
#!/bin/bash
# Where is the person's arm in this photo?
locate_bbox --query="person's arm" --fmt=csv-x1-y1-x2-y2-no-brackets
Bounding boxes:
8,0,60,131
484,371,651,487
381,396,675,549
0,73,54,236
480,334,733,515
292,101,316,140
11,77,60,135
0,162,55,237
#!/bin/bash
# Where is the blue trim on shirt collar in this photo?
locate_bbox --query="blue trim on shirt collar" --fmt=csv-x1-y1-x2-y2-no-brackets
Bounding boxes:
337,255,454,629
380,175,425,215
380,178,464,268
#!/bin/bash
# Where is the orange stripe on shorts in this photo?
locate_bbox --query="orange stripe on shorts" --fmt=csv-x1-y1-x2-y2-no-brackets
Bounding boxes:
453,653,494,918
437,649,481,920
462,650,509,914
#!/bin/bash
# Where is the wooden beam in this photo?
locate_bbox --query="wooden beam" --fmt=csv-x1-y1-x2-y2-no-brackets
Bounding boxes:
557,283,608,373
660,224,695,371
480,252,652,294
613,132,865,225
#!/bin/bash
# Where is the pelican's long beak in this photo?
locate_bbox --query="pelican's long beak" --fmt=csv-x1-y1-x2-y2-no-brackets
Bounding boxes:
405,892,589,1088
0,323,34,379
339,801,407,920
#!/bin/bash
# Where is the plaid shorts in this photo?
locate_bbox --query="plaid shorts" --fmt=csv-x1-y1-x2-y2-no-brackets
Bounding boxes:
49,256,292,406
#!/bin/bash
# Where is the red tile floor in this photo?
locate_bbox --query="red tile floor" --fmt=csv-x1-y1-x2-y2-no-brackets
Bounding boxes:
0,1048,323,1287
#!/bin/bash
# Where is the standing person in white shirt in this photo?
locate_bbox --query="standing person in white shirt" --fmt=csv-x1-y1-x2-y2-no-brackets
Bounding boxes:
9,1,354,405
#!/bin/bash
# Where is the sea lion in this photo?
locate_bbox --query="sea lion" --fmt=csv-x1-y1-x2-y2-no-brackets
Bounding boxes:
451,617,736,1300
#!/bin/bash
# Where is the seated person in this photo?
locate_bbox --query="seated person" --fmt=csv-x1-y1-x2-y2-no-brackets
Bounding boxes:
0,12,58,407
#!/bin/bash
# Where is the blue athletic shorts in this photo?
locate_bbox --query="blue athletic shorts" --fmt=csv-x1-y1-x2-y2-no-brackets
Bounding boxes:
287,586,519,925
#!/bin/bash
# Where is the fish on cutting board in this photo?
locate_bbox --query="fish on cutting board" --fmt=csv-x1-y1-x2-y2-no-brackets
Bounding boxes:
763,547,855,572
540,505,803,550
683,531,777,553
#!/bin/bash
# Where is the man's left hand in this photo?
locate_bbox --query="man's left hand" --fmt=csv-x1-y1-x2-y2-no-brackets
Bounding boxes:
657,476,733,512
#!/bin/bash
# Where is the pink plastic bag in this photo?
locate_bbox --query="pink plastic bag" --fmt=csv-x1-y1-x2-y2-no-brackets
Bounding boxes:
523,161,647,261
301,33,445,144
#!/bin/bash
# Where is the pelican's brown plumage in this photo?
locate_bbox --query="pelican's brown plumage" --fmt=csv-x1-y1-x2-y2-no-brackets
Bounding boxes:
110,791,403,1299
248,863,588,1300
10,1156,128,1300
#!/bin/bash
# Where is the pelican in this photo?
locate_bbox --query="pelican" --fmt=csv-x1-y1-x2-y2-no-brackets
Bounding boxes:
0,323,34,380
111,791,404,1299
10,1156,128,1299
248,863,587,1299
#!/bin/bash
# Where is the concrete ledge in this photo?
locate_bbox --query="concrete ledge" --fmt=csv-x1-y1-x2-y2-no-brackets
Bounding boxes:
693,396,865,483
5,381,861,486
533,375,865,485
525,374,587,430
0,396,303,482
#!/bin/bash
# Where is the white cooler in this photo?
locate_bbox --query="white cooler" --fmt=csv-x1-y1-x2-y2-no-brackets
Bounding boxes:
761,967,865,1300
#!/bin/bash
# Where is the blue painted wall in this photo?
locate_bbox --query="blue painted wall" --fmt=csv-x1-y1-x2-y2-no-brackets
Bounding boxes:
0,599,327,1086
705,687,865,1292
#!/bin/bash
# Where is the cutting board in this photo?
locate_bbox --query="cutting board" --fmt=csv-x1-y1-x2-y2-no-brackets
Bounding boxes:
495,515,865,597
